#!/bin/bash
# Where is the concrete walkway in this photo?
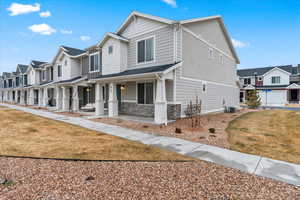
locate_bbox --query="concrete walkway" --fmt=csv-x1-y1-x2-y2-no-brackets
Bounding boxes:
1,103,300,187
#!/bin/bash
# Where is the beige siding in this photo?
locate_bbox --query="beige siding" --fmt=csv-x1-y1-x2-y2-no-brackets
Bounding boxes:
182,30,237,85
182,19,233,57
127,26,174,69
121,16,166,38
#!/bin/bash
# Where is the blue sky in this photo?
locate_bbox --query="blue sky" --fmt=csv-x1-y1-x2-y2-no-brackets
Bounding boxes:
1,0,300,74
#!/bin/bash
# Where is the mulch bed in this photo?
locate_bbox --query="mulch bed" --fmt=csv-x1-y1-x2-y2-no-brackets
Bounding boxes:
92,109,252,149
0,157,299,200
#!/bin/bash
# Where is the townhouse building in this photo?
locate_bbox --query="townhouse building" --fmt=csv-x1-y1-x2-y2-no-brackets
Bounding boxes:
238,65,300,106
0,11,240,124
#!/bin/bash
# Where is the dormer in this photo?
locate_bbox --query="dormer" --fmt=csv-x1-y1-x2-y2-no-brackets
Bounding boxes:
96,33,129,75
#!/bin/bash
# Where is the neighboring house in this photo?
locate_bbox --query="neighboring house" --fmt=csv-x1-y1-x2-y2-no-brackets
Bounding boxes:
238,64,300,106
0,11,240,124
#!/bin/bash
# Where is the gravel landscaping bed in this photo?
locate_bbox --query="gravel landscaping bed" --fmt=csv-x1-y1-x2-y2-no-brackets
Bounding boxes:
92,109,252,149
0,157,299,200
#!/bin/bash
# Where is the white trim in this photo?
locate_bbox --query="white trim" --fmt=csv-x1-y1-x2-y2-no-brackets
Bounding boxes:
162,62,182,75
180,76,238,88
287,83,300,89
262,67,291,77
173,70,177,102
182,27,236,62
136,35,156,65
89,52,101,72
136,80,155,105
180,15,222,24
122,100,137,103
116,11,174,34
97,32,129,47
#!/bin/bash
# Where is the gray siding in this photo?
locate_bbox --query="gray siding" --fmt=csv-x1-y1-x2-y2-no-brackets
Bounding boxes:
82,56,89,76
127,26,175,69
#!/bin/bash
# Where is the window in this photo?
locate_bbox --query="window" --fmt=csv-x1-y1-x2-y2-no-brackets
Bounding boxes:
16,77,19,87
57,65,62,77
208,48,214,59
137,37,154,63
90,53,100,72
202,81,207,93
64,60,67,66
137,82,154,104
219,54,224,64
108,46,113,54
244,78,251,85
42,70,46,80
271,76,280,84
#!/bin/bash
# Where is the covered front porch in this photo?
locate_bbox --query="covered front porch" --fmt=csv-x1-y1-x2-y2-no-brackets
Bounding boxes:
287,83,300,104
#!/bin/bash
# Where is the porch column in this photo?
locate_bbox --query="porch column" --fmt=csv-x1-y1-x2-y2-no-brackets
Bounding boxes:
62,86,70,112
38,88,43,107
108,82,118,117
95,83,104,116
155,77,168,124
72,85,79,112
43,88,48,107
20,90,25,105
56,86,62,111
29,89,34,105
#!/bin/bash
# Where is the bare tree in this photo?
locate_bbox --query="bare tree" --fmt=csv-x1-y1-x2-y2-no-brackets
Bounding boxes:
184,96,202,127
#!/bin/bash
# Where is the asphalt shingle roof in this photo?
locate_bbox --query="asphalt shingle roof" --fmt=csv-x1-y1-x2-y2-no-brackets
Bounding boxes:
237,65,300,77
92,62,179,80
31,60,47,68
61,46,86,56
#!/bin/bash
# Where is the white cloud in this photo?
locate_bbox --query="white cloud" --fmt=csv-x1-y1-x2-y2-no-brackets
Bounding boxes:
231,38,249,48
39,11,51,18
80,36,91,41
7,3,40,16
161,0,177,8
28,23,56,35
60,29,72,34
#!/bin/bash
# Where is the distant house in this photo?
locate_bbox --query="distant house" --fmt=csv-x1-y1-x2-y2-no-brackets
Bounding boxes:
238,65,300,106
0,11,240,124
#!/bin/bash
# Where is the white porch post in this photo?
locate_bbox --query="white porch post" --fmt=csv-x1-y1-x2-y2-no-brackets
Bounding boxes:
43,87,48,107
62,86,70,112
108,82,118,117
29,89,34,105
38,88,43,107
95,83,104,116
56,86,62,111
155,77,168,124
20,90,25,105
72,85,79,112
10,91,14,103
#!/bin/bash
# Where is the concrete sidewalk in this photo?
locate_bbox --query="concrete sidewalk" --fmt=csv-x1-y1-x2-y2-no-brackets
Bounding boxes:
1,103,300,187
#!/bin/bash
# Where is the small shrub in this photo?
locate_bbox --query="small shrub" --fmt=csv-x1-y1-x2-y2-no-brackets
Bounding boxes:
208,128,215,134
175,127,182,134
235,142,246,148
199,136,206,140
143,125,149,128
3,180,15,187
209,134,216,137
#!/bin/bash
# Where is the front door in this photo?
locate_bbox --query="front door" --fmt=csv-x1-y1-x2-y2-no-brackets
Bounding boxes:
116,84,122,111
290,89,299,102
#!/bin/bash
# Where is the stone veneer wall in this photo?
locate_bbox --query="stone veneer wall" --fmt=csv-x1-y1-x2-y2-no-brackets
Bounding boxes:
120,102,181,120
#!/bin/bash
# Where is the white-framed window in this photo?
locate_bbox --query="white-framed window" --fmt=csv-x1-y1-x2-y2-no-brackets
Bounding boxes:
271,76,280,84
64,59,67,66
57,65,62,77
108,45,113,54
208,48,214,59
42,70,46,81
137,37,154,64
137,82,154,104
202,81,207,93
219,54,224,64
89,52,100,72
244,78,251,85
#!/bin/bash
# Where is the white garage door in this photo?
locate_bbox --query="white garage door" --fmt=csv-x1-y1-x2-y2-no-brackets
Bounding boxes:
259,90,287,106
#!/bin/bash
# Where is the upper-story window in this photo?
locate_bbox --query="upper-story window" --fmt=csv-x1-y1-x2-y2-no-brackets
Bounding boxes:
64,60,67,66
24,75,28,86
108,46,113,54
42,70,46,81
271,76,280,84
208,48,214,59
16,77,19,87
219,54,224,64
90,52,101,72
57,65,62,77
244,78,251,85
137,37,154,63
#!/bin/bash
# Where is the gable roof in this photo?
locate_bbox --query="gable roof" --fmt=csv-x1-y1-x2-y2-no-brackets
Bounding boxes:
61,45,86,56
237,65,297,77
116,11,175,34
31,60,47,68
17,64,29,74
97,32,129,47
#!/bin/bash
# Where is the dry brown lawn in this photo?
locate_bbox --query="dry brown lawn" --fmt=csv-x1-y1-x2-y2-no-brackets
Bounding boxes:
0,108,190,161
227,110,300,164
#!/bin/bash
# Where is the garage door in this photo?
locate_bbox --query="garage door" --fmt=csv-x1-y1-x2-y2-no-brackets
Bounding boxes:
259,90,287,106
